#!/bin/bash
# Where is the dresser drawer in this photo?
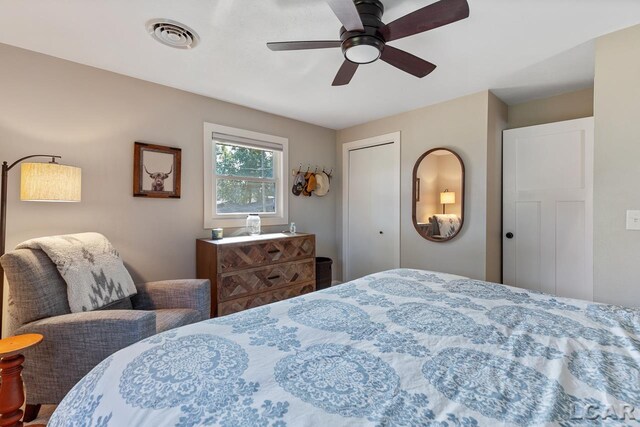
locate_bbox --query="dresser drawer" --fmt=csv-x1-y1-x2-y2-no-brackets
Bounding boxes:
218,281,315,316
218,258,315,302
218,235,315,272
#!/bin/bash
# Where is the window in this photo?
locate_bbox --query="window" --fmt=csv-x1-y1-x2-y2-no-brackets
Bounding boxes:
215,142,276,214
204,123,288,228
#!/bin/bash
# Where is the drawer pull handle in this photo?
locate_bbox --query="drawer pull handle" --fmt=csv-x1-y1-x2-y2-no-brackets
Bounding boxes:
267,275,281,280
268,249,281,254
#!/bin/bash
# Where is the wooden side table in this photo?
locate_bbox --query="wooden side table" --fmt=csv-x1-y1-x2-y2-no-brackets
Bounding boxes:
0,334,43,427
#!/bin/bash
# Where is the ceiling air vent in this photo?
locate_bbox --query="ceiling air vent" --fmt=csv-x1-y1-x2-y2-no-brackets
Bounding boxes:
146,19,200,49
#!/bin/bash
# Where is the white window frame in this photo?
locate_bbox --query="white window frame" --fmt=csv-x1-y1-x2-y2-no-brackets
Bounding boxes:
204,122,289,228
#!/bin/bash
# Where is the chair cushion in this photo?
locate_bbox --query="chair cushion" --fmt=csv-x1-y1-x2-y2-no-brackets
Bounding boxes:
429,216,441,236
154,309,201,333
0,249,71,329
98,298,133,310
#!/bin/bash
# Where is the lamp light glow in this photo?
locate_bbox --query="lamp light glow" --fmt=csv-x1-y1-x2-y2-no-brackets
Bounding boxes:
20,162,82,202
440,189,455,214
440,190,455,205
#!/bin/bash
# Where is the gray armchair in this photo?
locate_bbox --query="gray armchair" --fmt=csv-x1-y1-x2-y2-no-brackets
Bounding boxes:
0,247,210,411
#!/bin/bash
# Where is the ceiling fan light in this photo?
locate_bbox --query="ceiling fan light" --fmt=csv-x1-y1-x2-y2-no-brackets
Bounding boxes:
345,44,381,64
341,35,384,64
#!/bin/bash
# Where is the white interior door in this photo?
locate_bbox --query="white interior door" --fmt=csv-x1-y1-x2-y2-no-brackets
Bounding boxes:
343,133,400,281
503,117,594,300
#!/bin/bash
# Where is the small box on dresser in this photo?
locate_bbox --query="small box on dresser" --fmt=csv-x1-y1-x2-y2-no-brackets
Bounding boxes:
196,233,316,317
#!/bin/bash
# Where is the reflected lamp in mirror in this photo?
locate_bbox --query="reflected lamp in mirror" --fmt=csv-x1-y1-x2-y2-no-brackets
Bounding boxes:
412,148,465,242
440,189,455,214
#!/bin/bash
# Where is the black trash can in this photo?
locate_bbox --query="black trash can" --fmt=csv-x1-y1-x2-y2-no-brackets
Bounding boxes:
315,257,333,291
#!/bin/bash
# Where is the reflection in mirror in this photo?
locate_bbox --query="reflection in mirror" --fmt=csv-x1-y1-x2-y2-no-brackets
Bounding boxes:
412,148,465,242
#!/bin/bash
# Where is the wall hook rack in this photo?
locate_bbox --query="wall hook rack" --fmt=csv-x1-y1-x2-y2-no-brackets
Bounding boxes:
292,164,333,179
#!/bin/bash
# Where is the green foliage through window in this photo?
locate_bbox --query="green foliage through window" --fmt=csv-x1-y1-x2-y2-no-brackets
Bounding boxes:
215,142,277,214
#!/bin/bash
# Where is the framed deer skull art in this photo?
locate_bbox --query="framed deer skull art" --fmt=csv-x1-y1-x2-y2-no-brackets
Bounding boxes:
133,142,182,198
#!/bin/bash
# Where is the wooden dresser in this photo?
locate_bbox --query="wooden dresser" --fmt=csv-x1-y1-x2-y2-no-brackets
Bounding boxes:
196,233,316,317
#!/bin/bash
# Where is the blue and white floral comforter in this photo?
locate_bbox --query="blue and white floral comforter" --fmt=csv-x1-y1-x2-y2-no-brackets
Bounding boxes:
50,269,640,426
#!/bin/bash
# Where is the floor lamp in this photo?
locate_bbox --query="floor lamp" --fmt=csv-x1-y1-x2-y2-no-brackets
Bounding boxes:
0,155,81,337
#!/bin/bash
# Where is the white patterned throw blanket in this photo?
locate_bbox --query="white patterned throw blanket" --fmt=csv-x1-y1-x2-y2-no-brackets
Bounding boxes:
50,269,640,426
434,214,461,237
17,232,137,312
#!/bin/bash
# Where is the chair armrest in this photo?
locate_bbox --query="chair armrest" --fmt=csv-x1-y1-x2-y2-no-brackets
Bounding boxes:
132,279,211,320
15,310,156,404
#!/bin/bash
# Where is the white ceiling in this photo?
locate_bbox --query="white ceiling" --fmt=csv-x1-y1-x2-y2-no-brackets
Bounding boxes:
1,0,639,130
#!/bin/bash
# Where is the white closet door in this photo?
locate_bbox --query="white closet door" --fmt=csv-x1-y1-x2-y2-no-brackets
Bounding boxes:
346,141,399,281
503,117,594,300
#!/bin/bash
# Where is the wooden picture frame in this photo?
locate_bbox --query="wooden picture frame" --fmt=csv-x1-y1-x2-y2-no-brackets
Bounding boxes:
133,142,182,198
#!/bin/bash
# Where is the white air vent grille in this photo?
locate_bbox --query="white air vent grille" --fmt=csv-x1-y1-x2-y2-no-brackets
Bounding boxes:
147,19,199,49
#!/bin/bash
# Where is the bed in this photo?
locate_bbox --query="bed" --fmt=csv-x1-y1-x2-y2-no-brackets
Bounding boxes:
49,269,640,426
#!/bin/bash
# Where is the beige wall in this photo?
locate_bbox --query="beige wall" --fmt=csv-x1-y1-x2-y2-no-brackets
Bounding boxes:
336,91,506,282
0,43,338,333
486,92,508,282
593,24,640,307
416,153,463,221
507,88,594,129
436,154,463,218
416,154,439,222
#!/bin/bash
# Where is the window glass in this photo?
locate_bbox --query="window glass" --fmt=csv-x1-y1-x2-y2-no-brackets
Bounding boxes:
216,180,276,214
215,143,274,179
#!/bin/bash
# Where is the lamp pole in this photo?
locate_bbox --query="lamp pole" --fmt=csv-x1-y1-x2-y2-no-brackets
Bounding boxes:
0,155,61,337
1,162,8,261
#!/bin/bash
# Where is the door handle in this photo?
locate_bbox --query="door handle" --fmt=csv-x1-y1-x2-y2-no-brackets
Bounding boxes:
506,232,514,239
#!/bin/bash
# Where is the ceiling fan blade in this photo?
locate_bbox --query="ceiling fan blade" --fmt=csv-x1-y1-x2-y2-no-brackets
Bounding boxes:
332,60,359,86
326,0,364,32
381,45,437,78
382,0,469,42
267,41,342,51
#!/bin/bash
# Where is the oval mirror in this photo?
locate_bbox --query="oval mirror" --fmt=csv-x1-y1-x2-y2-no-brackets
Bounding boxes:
412,148,465,242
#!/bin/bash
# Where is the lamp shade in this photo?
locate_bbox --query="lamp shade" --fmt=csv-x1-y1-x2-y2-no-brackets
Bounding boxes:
20,162,81,202
440,191,455,205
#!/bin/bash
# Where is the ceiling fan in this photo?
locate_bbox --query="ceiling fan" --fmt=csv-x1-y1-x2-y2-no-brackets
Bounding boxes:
267,0,470,86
